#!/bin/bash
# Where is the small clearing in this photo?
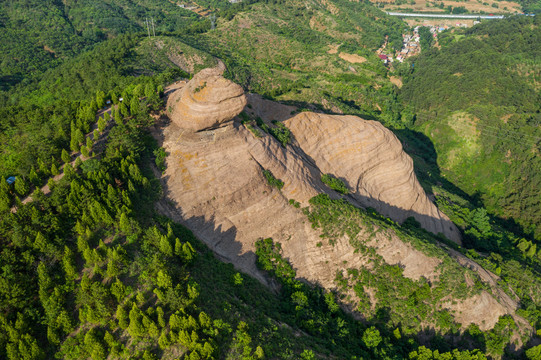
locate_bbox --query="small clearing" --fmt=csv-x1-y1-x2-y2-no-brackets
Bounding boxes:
327,44,339,54
339,52,367,64
390,76,403,88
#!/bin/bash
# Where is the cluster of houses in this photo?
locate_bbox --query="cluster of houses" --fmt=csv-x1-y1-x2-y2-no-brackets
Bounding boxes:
378,24,467,65
377,28,421,65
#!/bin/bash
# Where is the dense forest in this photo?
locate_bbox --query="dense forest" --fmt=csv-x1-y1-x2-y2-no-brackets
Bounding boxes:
400,16,541,240
1,0,541,359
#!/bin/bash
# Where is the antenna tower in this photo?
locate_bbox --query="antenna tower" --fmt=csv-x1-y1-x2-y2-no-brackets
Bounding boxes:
145,18,151,38
210,13,216,30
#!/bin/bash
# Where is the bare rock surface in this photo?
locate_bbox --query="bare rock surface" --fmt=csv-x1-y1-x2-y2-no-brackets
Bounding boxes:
157,69,520,331
166,63,246,131
442,291,508,331
284,112,462,244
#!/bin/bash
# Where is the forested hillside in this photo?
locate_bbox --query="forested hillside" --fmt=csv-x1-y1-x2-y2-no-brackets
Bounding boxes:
400,16,541,240
0,0,205,92
1,0,541,359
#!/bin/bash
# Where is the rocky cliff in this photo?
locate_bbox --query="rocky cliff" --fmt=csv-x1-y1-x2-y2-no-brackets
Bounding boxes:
166,63,246,131
156,67,521,332
283,112,461,244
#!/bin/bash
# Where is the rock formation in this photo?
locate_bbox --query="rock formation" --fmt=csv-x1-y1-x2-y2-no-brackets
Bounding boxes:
166,64,246,131
284,112,461,244
156,68,519,332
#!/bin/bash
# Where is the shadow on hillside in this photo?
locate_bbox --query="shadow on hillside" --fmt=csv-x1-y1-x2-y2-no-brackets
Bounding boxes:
393,128,536,243
0,75,23,91
153,167,489,355
150,94,529,356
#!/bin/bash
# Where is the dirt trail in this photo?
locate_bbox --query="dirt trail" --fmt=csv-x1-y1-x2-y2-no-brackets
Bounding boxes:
12,106,114,210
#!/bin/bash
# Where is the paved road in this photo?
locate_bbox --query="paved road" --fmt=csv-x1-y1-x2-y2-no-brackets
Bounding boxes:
386,12,505,19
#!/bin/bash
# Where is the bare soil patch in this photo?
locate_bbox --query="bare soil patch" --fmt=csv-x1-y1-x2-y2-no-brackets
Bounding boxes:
390,76,403,88
339,52,367,64
327,44,339,54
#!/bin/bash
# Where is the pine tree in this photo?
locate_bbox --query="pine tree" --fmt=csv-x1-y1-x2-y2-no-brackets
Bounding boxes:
145,83,156,98
133,84,144,98
119,212,131,234
120,102,130,118
51,162,59,176
63,246,78,280
70,135,79,153
14,177,28,196
37,158,49,176
97,117,106,133
128,304,146,337
156,270,172,289
158,330,170,350
74,157,82,168
114,108,123,126
0,176,9,193
130,97,139,115
86,137,93,151
81,145,90,158
96,90,106,109
75,129,85,145
159,236,173,257
0,188,10,213
61,149,71,164
28,167,40,187
63,163,74,180
116,305,129,329
110,278,126,302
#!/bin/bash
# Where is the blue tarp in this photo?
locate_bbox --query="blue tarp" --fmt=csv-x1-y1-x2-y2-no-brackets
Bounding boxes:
6,176,16,185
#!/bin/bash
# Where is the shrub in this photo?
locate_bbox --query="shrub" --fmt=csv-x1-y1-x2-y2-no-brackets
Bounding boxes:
321,173,348,194
262,169,284,190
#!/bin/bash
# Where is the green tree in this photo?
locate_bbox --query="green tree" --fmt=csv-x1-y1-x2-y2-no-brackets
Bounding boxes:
159,236,173,257
14,177,29,196
96,90,106,109
128,304,146,338
62,246,78,280
116,304,129,329
28,168,41,187
81,145,90,158
61,149,71,164
300,350,315,360
362,326,382,349
98,117,106,133
526,344,541,360
86,137,93,151
51,162,59,176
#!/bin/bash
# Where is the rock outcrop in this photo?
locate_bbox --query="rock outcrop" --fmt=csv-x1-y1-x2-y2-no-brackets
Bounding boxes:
166,64,246,131
284,112,461,244
156,68,520,332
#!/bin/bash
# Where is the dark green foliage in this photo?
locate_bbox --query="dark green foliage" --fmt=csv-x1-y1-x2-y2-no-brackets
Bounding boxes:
153,148,167,172
526,344,541,360
401,17,541,239
0,1,539,359
268,122,291,147
262,169,284,190
255,238,296,282
418,26,434,51
320,173,349,194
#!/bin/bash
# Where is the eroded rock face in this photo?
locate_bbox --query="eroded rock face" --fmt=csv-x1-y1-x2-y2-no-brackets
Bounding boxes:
157,71,519,332
166,66,246,131
284,112,462,244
